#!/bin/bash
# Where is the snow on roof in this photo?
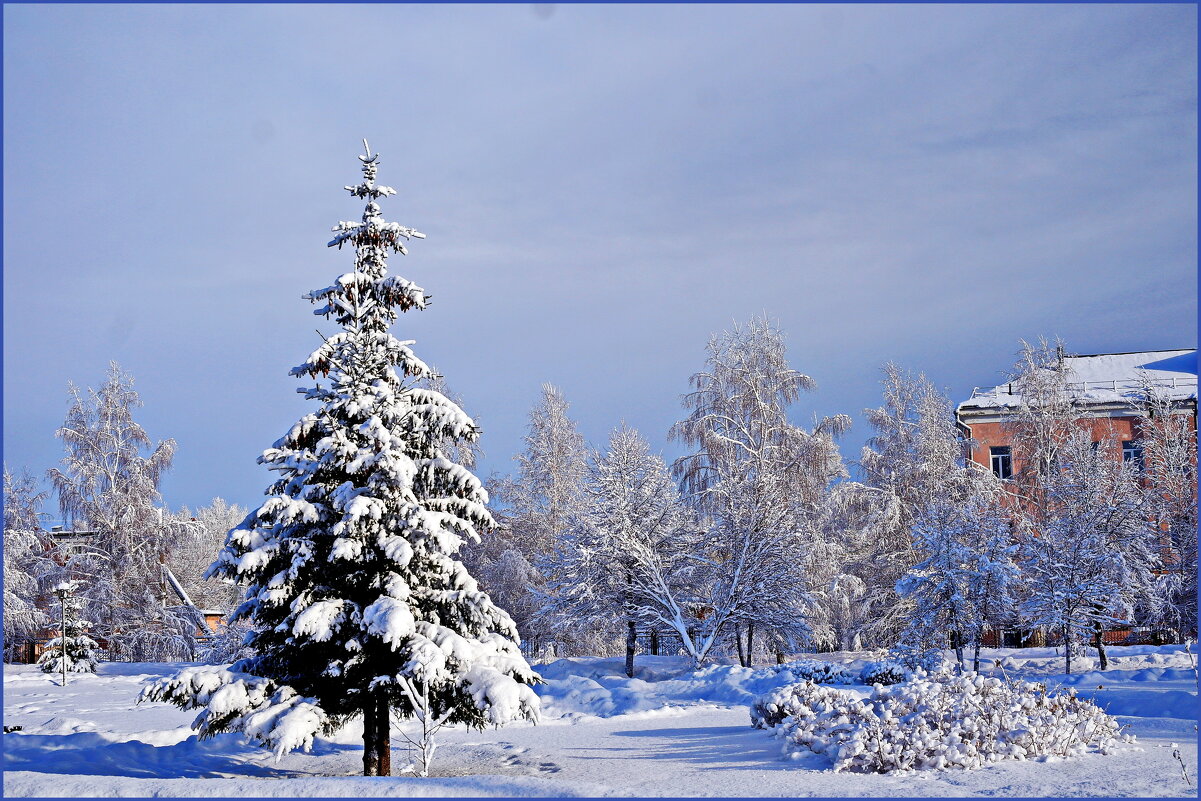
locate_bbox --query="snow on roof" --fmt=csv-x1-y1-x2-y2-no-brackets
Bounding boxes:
162,565,198,609
958,349,1197,412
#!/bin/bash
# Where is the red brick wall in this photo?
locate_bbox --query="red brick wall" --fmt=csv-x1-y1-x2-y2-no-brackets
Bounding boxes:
963,415,1145,475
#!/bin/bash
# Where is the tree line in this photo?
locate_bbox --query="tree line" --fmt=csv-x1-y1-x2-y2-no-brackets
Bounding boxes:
468,329,1197,676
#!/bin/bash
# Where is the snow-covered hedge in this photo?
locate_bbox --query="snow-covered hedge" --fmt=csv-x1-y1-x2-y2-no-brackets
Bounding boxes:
858,660,910,686
756,674,1131,773
751,661,860,727
777,659,857,686
750,682,812,729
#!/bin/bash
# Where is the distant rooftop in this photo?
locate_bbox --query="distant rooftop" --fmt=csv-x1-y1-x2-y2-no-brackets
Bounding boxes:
958,349,1197,412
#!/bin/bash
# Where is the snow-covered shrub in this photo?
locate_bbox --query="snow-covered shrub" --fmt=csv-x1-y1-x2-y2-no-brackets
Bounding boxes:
751,681,828,729
778,659,857,686
768,674,1131,773
858,660,910,686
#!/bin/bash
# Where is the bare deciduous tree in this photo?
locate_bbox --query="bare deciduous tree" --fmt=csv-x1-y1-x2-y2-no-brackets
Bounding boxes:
671,316,847,666
3,466,52,661
166,497,247,613
546,425,701,673
46,362,195,661
1136,382,1198,639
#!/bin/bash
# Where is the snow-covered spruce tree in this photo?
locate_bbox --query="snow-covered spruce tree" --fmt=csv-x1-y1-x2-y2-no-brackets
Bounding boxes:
179,144,539,777
47,363,194,662
3,466,52,662
39,582,100,676
670,316,846,666
546,425,700,676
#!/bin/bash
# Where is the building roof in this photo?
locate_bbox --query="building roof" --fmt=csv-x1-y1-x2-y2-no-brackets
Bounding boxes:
957,349,1197,413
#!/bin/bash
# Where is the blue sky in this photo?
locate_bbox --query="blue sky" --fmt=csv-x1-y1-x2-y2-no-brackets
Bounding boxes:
4,4,1196,517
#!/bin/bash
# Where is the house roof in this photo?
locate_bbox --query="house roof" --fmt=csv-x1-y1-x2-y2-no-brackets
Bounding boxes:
957,349,1197,413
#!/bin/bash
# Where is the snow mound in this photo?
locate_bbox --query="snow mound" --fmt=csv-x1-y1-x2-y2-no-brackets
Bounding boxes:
759,674,1132,773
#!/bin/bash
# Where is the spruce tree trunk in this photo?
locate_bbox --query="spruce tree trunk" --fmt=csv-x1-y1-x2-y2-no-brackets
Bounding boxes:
1092,622,1109,671
972,638,981,673
375,694,392,776
649,629,659,656
776,649,786,665
952,629,964,670
362,699,379,776
625,619,637,678
745,623,755,668
733,623,746,667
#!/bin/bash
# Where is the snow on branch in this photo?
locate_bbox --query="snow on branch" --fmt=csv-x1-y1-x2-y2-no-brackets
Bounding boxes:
140,667,330,759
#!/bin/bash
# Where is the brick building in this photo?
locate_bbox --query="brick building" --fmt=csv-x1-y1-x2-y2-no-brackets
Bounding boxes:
8,528,224,664
956,349,1197,480
955,348,1197,646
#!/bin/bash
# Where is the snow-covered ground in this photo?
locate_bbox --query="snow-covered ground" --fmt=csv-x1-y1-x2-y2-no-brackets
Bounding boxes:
4,645,1197,797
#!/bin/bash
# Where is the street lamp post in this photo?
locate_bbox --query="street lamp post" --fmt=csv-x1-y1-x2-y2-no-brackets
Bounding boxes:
53,583,69,687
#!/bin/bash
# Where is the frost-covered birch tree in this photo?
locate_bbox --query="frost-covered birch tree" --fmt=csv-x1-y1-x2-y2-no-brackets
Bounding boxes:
1003,341,1166,670
166,498,247,613
962,501,1020,671
670,316,846,666
1135,383,1198,639
45,363,194,661
1020,430,1158,673
479,384,591,654
149,144,539,777
546,425,700,675
858,364,981,646
799,478,901,652
897,491,1017,671
1002,339,1081,523
896,498,979,669
3,467,52,662
512,384,589,558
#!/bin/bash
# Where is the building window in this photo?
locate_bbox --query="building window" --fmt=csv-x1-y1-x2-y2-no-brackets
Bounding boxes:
990,445,1013,479
1122,440,1145,471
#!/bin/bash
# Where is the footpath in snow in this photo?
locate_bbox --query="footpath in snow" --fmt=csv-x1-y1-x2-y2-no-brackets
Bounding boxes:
4,645,1197,797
